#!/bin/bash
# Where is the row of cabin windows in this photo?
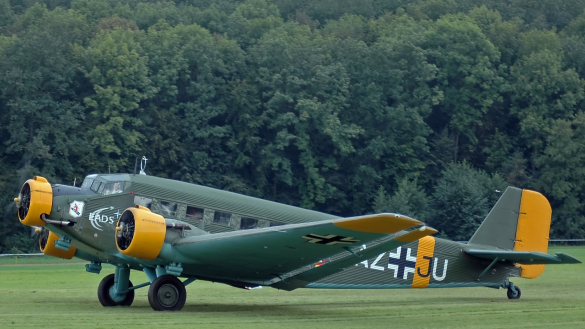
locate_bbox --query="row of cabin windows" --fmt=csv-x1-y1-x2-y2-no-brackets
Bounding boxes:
135,196,281,230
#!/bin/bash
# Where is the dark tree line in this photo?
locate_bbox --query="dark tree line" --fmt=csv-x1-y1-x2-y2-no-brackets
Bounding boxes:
2,0,585,252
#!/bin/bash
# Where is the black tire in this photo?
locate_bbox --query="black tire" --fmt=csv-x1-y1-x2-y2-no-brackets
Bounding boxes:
148,275,186,311
97,273,135,307
507,285,521,299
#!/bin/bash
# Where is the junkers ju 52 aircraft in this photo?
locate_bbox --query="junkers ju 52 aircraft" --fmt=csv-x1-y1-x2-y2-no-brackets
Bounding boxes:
14,169,581,311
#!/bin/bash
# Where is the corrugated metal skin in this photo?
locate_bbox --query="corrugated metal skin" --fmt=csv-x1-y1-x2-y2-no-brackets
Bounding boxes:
205,223,234,234
131,175,338,224
310,238,520,288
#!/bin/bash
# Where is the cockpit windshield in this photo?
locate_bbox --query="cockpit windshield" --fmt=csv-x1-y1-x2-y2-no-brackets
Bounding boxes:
81,174,129,195
80,174,97,189
102,181,125,195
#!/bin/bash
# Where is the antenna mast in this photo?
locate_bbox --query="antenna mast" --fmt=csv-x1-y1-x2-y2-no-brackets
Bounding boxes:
140,156,148,175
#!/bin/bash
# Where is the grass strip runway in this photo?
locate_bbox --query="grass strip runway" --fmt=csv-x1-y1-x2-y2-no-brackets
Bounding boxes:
1,247,584,328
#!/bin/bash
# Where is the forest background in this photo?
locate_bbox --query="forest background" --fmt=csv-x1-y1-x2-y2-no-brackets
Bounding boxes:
2,0,585,253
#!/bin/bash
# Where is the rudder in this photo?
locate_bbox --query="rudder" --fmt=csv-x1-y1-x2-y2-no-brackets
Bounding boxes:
514,190,551,278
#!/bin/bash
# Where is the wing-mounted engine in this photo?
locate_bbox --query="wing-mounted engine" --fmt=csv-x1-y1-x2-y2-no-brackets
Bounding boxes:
39,229,76,259
116,205,166,261
16,176,52,227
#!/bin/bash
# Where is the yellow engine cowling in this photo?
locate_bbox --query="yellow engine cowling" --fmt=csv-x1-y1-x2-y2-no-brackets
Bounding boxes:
115,205,166,261
39,230,76,259
16,176,52,227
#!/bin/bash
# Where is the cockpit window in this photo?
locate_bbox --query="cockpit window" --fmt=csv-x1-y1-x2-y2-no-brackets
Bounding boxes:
90,180,102,192
102,182,125,195
81,175,97,189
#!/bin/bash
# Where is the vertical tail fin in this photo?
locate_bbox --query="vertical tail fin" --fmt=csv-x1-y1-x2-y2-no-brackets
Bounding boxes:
468,187,551,278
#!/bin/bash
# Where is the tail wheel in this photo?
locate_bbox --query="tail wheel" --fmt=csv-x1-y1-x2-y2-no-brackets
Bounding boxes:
507,286,521,299
148,275,186,311
97,274,135,307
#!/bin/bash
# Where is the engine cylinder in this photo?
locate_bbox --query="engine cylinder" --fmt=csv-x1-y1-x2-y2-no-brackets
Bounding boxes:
39,230,76,259
17,176,52,227
116,206,166,261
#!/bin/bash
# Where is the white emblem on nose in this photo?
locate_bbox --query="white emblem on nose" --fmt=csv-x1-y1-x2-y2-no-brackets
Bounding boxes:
69,201,85,218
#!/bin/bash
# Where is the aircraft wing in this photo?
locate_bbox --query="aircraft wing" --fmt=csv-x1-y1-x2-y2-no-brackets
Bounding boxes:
171,213,437,285
464,249,582,265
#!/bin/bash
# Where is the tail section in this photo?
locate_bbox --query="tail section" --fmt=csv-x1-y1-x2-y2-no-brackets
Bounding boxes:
468,187,552,279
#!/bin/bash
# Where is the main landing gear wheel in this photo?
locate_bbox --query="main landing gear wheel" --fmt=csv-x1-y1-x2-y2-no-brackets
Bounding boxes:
148,275,187,311
97,274,135,306
507,285,521,300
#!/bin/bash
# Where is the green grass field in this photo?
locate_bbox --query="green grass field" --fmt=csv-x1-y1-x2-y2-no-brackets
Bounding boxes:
1,247,584,328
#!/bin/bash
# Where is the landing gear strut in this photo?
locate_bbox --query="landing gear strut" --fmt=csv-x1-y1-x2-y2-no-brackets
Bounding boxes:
148,275,187,311
503,280,521,300
97,274,135,306
97,265,134,307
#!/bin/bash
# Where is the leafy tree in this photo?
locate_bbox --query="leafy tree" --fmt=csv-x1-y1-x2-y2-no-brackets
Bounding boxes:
243,23,364,210
0,0,15,27
534,112,585,238
372,177,431,222
482,128,513,173
0,4,88,181
226,0,283,49
510,49,584,166
406,0,457,21
74,28,156,173
468,5,521,66
430,161,507,240
334,15,438,214
424,14,504,163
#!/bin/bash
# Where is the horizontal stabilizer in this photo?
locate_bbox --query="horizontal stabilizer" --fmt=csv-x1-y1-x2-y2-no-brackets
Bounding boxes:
465,249,581,265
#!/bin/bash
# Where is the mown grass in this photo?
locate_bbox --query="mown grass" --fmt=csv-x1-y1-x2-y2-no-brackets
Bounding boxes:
0,255,84,265
0,247,584,328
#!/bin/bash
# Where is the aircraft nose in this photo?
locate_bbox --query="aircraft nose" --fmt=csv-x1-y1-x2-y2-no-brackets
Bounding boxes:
16,176,52,227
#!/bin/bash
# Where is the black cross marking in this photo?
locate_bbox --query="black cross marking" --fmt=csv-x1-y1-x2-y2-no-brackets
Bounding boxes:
302,234,359,245
388,247,416,279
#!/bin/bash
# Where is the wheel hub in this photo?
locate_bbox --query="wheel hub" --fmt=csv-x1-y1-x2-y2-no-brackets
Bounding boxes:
158,283,179,307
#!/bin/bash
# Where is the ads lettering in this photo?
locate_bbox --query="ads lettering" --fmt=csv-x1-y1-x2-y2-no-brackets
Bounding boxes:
88,206,115,231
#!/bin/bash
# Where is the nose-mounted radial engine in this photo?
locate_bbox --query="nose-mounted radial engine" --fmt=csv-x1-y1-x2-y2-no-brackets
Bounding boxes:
15,176,78,259
15,176,53,227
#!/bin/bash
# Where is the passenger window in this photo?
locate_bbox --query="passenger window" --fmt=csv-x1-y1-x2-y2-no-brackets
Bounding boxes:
134,196,152,209
161,201,178,217
102,182,124,195
186,206,204,221
240,217,258,230
213,211,231,226
270,222,284,227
